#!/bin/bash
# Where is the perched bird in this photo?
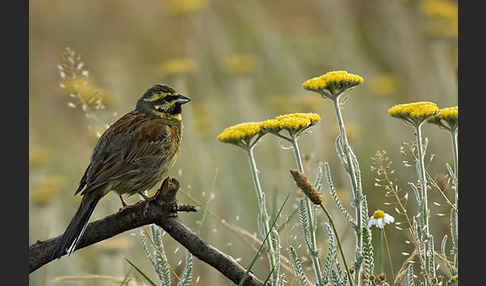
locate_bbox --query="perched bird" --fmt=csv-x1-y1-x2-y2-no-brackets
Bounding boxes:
51,84,190,259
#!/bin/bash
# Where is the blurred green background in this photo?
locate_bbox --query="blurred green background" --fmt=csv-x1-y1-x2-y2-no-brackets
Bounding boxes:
29,0,457,285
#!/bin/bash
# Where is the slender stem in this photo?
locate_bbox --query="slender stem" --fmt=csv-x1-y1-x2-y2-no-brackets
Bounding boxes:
450,130,458,207
291,137,305,173
382,229,395,282
450,131,458,187
246,147,278,285
319,204,354,286
415,125,429,234
332,98,362,286
290,136,323,285
450,130,458,268
415,124,433,284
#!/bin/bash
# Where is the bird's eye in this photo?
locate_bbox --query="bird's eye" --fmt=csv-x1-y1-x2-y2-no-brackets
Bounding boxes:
154,105,164,112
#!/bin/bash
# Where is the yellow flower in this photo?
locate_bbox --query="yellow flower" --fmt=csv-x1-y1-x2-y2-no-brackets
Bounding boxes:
168,0,207,14
31,176,67,205
388,101,439,117
370,74,398,96
261,117,310,130
29,148,50,168
302,76,326,90
275,112,321,123
217,122,262,144
302,70,364,98
222,54,258,74
318,70,364,85
420,0,458,37
428,106,458,131
421,0,457,21
260,113,320,137
438,106,458,118
161,58,196,75
388,101,439,126
368,210,394,229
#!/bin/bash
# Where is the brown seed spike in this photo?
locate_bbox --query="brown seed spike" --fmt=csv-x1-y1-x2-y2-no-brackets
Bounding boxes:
289,169,322,205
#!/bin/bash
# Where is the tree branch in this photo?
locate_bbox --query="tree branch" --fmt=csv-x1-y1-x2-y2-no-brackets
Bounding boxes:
29,177,263,286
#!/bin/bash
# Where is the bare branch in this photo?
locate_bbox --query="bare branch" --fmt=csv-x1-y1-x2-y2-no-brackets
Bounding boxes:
29,177,262,286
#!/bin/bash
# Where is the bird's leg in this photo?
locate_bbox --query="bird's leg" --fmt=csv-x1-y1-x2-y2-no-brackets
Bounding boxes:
119,193,128,208
118,194,137,212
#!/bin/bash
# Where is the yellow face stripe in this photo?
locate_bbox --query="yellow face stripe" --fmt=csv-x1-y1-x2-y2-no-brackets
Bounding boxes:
143,93,167,102
152,110,182,120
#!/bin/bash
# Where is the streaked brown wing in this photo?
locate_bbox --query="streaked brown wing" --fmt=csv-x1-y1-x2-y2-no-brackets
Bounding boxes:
78,111,176,196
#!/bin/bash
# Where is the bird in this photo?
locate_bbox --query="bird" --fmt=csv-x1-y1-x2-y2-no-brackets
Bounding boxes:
51,83,191,260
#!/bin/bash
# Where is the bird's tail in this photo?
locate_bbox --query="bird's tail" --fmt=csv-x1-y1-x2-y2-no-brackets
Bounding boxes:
51,194,101,260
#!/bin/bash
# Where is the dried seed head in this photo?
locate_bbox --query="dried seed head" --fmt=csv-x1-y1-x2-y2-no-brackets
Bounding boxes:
303,153,312,162
289,169,321,205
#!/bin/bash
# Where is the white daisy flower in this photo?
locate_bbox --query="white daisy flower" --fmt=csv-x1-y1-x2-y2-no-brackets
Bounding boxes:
368,210,394,229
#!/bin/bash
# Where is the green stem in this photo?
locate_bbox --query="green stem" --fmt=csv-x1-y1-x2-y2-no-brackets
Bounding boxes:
382,229,395,282
332,98,362,286
319,204,354,286
246,147,278,285
290,136,324,285
450,130,458,268
291,138,305,173
415,124,433,284
450,130,458,194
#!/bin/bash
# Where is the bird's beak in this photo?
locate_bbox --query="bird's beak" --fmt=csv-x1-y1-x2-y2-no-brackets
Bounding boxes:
175,94,191,104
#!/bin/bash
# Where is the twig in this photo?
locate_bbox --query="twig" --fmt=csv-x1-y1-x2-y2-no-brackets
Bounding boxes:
29,177,263,286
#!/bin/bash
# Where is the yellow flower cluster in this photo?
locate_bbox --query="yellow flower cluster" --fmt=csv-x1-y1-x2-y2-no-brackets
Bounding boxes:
421,0,458,37
217,113,321,145
222,54,258,74
428,105,458,131
161,58,196,75
31,176,67,205
421,0,457,21
438,106,458,119
302,71,364,93
261,112,320,132
217,122,261,143
370,74,398,96
168,0,207,14
261,117,310,130
388,101,439,118
275,112,321,123
29,148,51,168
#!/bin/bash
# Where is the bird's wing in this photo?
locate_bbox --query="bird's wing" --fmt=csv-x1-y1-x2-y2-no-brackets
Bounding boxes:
78,111,179,196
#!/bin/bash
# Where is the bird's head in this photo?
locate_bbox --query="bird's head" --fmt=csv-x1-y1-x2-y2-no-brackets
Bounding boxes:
136,84,191,120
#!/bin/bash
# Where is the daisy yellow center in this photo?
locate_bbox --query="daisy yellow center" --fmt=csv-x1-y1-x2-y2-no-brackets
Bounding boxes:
373,210,385,219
